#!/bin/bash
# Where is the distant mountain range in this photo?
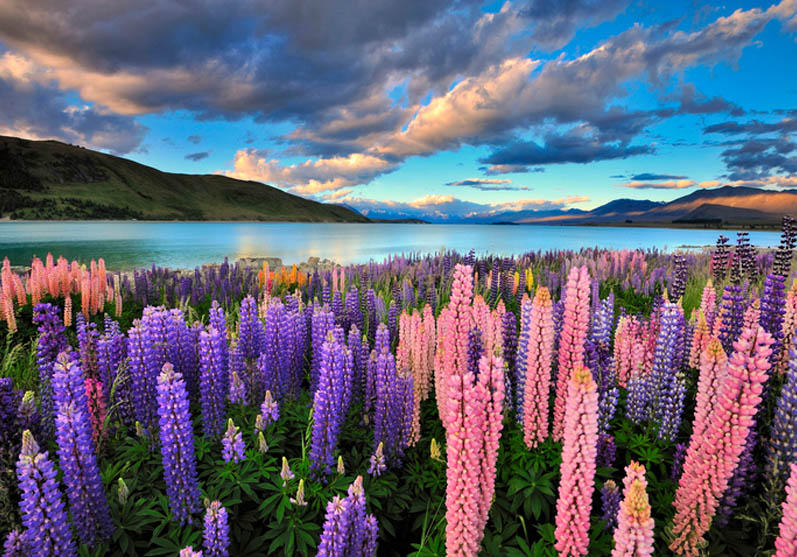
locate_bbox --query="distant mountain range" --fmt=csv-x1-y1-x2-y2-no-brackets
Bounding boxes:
0,136,367,222
0,135,793,226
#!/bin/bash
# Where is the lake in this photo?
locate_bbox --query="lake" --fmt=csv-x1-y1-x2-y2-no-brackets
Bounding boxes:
0,221,784,270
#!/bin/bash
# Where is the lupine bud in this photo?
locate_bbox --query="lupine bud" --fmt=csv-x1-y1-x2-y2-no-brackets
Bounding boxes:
257,431,269,453
291,479,308,507
337,456,345,475
117,478,129,505
280,456,295,486
368,442,386,477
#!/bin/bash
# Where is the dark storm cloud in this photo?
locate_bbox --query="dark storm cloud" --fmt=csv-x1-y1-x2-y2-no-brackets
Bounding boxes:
185,151,210,161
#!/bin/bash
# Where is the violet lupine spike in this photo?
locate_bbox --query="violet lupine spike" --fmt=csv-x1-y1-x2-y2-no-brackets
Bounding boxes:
317,476,379,557
311,307,336,394
96,324,125,410
712,235,730,284
32,303,69,439
515,298,531,420
373,345,414,468
156,363,201,525
467,327,484,376
669,254,688,301
600,480,621,531
645,303,687,442
310,334,353,477
16,430,77,557
719,282,745,355
2,529,27,556
347,325,364,401
768,340,797,489
199,326,229,440
760,271,787,365
76,312,100,380
221,418,245,463
366,288,378,344
671,442,687,481
202,500,230,557
501,311,517,402
52,353,113,548
345,287,363,336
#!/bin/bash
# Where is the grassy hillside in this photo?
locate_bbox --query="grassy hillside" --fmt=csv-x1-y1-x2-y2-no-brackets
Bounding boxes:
0,136,369,222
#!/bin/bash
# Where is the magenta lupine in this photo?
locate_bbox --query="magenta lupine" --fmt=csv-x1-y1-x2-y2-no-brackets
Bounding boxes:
202,500,230,557
221,418,245,463
16,430,77,557
612,461,654,557
553,265,590,442
522,286,554,449
156,363,201,525
316,476,378,557
670,325,773,555
199,326,229,439
775,462,797,556
52,353,113,548
554,366,599,557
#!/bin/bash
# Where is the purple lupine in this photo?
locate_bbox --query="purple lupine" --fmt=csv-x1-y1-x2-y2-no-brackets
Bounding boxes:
16,430,77,556
32,303,68,438
345,286,363,336
488,259,500,306
347,325,364,400
767,341,797,487
515,298,531,420
203,500,230,557
259,390,280,426
716,428,757,526
402,278,414,309
332,290,344,327
199,326,229,439
671,442,687,481
368,442,386,477
209,301,229,359
167,309,200,399
127,321,157,429
311,307,336,394
372,331,413,468
669,254,688,300
0,377,20,445
76,313,99,379
365,289,377,344
221,418,245,463
712,234,730,284
310,334,353,477
258,302,282,399
467,327,484,376
388,301,398,342
646,303,687,441
96,322,126,412
52,353,113,548
236,296,265,401
760,272,787,364
2,529,27,556
425,277,436,314
587,294,619,442
227,339,247,405
317,476,379,557
156,363,201,524
600,480,621,531
502,311,517,403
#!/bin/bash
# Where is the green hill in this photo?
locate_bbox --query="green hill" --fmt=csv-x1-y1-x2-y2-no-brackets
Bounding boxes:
0,135,369,222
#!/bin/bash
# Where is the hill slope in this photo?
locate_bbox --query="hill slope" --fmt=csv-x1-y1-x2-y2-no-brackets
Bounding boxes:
0,136,369,222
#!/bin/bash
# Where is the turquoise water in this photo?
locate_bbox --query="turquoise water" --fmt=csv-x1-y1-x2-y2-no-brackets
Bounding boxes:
0,221,783,270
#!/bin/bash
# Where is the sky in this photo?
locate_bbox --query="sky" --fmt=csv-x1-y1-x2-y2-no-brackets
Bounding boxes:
0,0,795,222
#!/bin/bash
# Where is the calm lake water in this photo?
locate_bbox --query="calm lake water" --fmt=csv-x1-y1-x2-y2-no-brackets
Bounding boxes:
0,221,784,270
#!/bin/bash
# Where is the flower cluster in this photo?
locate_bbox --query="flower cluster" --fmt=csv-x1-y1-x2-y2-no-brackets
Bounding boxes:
317,476,379,557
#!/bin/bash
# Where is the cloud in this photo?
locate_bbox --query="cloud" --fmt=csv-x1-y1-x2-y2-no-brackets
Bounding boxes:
704,117,797,135
0,52,146,153
481,129,653,167
187,134,202,144
622,179,697,189
185,151,209,161
630,173,687,181
222,148,396,194
321,188,354,202
719,137,796,181
445,178,530,191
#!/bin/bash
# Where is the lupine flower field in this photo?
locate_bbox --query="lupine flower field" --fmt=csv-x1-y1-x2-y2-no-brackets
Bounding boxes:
2,222,797,556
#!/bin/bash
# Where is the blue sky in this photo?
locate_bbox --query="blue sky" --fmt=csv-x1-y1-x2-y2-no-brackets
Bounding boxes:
0,0,795,221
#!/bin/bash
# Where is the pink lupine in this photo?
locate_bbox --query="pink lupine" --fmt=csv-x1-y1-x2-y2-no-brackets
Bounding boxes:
775,462,797,556
742,299,760,331
522,286,554,449
670,325,773,556
614,315,634,387
554,365,599,557
553,265,590,442
698,280,717,331
436,264,473,432
612,461,654,557
688,312,712,369
85,378,107,444
64,295,73,327
444,351,504,557
777,279,797,374
692,337,728,442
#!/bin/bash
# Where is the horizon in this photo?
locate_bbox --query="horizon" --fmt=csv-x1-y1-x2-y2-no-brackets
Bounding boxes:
0,1,795,221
